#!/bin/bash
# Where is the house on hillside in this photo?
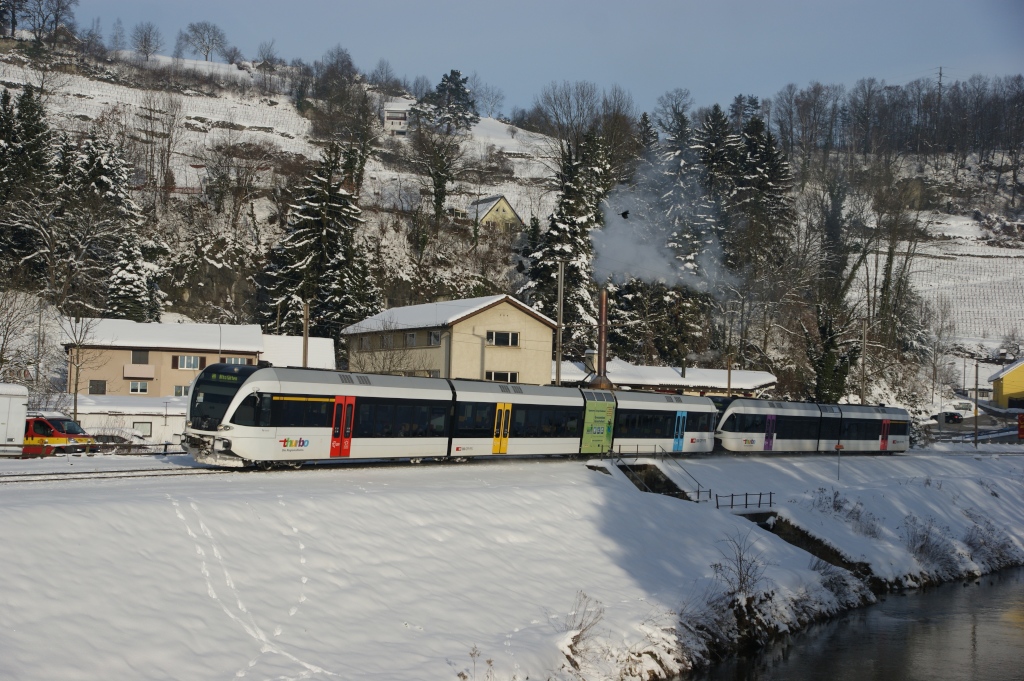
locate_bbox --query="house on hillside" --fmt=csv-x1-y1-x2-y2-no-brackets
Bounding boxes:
382,98,414,137
44,24,80,49
63,319,335,398
990,358,1024,409
341,295,555,385
466,195,523,232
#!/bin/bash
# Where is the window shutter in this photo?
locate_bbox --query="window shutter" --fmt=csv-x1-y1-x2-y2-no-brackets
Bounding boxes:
246,358,253,365
220,357,226,363
171,356,178,369
199,357,207,369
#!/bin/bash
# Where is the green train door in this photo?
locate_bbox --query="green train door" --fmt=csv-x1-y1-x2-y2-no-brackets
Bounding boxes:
581,399,615,455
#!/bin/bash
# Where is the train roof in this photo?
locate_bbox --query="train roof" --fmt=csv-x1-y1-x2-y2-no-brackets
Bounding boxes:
449,379,582,406
613,391,716,411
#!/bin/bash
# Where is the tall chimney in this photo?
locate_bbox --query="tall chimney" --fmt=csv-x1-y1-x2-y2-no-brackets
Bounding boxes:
588,289,613,390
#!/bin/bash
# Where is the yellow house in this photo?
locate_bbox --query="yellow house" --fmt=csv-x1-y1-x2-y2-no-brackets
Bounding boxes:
467,195,524,232
341,295,555,385
989,359,1024,409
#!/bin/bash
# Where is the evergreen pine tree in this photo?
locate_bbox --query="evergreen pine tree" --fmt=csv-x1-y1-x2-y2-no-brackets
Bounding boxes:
258,143,382,361
104,235,153,322
636,112,658,157
518,136,609,358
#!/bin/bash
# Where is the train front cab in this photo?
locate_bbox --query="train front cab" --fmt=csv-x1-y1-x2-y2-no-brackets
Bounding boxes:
716,400,911,453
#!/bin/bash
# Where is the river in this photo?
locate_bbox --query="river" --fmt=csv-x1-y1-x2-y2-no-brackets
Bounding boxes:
693,566,1024,681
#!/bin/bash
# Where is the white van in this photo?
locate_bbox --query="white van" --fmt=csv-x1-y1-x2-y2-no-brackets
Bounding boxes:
0,384,29,455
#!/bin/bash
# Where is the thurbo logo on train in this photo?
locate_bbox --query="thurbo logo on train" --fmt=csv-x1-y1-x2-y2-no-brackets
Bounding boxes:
278,438,309,449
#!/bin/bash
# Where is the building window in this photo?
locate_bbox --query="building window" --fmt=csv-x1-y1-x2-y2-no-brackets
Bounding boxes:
486,331,520,347
130,381,149,394
174,385,190,397
131,350,149,364
89,380,106,395
359,336,371,352
222,357,248,365
428,370,441,378
405,332,417,348
132,421,152,437
174,355,202,370
485,371,518,383
380,334,394,350
429,331,442,346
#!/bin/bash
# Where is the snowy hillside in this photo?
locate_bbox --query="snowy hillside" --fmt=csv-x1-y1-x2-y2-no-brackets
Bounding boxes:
1,451,1022,680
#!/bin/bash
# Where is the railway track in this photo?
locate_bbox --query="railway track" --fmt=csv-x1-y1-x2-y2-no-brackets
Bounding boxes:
0,467,234,485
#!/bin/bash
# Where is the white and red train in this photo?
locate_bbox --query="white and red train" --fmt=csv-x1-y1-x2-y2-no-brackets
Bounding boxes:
182,364,910,468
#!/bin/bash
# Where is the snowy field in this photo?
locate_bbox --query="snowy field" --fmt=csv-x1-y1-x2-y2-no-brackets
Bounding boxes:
1,448,1022,680
914,213,1024,346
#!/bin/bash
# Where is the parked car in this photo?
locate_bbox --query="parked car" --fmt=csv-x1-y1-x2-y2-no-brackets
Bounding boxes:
931,412,964,424
89,427,165,454
23,412,98,455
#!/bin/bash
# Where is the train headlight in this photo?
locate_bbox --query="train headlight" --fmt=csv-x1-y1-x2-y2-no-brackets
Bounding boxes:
217,424,233,431
185,420,192,428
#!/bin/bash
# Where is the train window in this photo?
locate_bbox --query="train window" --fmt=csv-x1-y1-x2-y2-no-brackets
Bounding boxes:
889,421,909,436
352,397,452,438
274,399,306,428
374,404,395,437
306,401,332,429
718,415,736,432
267,396,335,428
332,404,343,438
344,404,354,438
733,413,767,433
232,395,259,427
775,416,820,440
509,405,583,438
455,402,496,438
819,418,840,441
687,412,715,432
841,418,883,440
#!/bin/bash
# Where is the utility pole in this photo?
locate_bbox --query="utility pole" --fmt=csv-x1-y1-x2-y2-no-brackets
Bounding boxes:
555,260,565,386
973,360,979,449
302,302,309,368
860,318,868,404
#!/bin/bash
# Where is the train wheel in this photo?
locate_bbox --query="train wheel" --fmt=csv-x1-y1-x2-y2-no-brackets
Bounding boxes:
256,461,274,471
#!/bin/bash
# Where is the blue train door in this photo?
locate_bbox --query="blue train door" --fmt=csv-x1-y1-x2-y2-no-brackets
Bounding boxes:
673,411,687,452
764,414,776,451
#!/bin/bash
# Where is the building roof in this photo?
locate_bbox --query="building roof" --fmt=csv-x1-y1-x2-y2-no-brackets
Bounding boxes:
383,98,415,112
989,357,1024,383
65,319,265,353
260,335,336,370
341,295,556,335
554,358,777,391
466,195,523,224
60,320,335,363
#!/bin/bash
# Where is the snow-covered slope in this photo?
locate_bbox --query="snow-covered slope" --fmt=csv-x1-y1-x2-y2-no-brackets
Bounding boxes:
1,450,1021,680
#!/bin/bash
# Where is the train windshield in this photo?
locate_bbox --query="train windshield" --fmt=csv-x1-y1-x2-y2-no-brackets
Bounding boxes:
189,364,259,431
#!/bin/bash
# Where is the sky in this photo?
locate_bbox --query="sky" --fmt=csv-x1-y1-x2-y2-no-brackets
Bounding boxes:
73,0,1024,115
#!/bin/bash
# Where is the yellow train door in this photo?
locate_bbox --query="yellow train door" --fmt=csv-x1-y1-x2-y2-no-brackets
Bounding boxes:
492,402,511,454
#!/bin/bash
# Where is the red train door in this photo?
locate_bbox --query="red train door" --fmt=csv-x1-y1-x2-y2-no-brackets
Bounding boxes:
331,396,355,457
880,419,890,451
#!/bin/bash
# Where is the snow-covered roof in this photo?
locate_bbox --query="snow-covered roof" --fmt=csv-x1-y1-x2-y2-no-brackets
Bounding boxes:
67,319,265,353
466,195,523,224
988,357,1024,383
72,395,189,416
260,335,336,370
383,98,415,112
554,358,777,391
341,295,555,335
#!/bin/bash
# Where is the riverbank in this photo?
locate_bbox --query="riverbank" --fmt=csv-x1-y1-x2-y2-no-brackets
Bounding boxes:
0,448,1021,680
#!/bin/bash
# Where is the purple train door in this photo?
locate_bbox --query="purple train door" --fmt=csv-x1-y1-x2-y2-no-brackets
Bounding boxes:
764,414,776,451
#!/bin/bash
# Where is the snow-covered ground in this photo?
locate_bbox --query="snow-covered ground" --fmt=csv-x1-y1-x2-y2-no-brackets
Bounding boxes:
1,448,1021,680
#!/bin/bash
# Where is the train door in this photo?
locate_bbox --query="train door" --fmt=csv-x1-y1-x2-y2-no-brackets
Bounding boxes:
672,411,687,452
880,419,890,452
764,414,776,451
330,395,355,457
492,402,511,454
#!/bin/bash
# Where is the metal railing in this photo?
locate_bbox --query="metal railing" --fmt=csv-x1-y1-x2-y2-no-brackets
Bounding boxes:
715,492,774,510
606,445,712,502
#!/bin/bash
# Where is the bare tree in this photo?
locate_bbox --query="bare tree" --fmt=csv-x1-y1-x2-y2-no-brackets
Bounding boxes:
45,0,76,47
20,0,52,43
653,87,694,135
0,287,35,382
467,71,504,118
130,21,163,62
346,317,433,376
181,21,227,61
108,16,125,53
56,314,99,422
219,45,243,65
